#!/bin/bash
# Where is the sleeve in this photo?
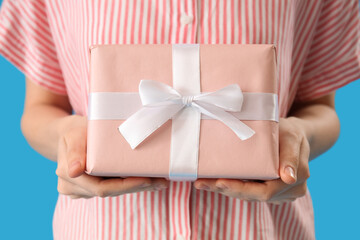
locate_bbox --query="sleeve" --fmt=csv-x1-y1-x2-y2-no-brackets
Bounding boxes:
0,0,67,95
295,0,360,102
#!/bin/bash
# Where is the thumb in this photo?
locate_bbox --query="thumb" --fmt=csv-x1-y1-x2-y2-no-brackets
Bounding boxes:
279,136,300,185
64,127,87,178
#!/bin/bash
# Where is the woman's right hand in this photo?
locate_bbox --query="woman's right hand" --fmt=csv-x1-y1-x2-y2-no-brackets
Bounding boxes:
55,115,169,199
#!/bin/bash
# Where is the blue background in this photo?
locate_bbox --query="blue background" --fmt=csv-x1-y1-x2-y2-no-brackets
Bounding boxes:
1,54,360,240
0,1,359,239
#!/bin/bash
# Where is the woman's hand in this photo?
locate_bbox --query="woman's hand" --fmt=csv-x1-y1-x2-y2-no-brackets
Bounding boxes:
21,79,169,199
193,117,311,204
55,115,169,199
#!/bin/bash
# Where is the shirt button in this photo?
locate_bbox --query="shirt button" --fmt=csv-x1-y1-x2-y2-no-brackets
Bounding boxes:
180,14,193,25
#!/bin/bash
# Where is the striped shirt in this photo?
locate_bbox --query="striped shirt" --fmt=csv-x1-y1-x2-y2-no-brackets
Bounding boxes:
1,0,359,239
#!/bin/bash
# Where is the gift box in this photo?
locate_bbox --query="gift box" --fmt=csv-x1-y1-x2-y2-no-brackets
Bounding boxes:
86,44,279,181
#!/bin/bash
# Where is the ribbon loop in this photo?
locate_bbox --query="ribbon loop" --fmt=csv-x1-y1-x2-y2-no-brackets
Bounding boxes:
194,84,244,111
139,79,181,106
118,79,255,149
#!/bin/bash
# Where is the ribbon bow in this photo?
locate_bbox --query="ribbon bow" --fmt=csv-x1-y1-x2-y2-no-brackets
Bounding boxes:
119,80,255,149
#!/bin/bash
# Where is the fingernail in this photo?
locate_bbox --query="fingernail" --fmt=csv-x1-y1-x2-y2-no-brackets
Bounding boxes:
216,183,229,190
285,166,296,179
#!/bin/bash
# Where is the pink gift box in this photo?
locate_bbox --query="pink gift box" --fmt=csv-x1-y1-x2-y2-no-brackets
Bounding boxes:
86,44,279,180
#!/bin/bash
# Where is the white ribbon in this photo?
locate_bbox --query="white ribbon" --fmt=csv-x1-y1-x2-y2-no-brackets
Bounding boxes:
88,91,279,121
118,80,256,150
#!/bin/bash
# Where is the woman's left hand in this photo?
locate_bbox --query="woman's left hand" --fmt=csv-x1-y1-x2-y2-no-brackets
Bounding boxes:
194,117,311,204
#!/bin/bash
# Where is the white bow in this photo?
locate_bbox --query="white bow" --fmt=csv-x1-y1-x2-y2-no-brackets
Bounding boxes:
118,80,255,149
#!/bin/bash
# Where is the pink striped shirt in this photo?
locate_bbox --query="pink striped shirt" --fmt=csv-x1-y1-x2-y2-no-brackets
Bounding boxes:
1,0,359,239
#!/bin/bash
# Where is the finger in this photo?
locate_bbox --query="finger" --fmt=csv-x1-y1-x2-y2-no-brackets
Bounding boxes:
213,179,271,201
219,180,268,200
94,177,170,197
193,179,219,191
150,178,170,189
60,175,169,198
68,195,93,199
195,177,292,202
269,182,308,201
267,198,296,205
57,177,93,198
106,184,164,196
279,119,302,184
64,127,87,178
218,178,291,201
65,174,167,197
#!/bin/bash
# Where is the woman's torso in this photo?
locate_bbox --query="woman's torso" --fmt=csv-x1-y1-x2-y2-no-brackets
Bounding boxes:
5,0,353,239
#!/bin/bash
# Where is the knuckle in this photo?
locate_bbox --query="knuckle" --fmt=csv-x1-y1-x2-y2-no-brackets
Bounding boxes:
288,130,299,140
94,187,108,198
286,127,303,142
63,130,75,140
98,191,108,198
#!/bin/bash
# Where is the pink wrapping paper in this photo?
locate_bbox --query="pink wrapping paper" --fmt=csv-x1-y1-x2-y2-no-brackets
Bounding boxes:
86,44,279,180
